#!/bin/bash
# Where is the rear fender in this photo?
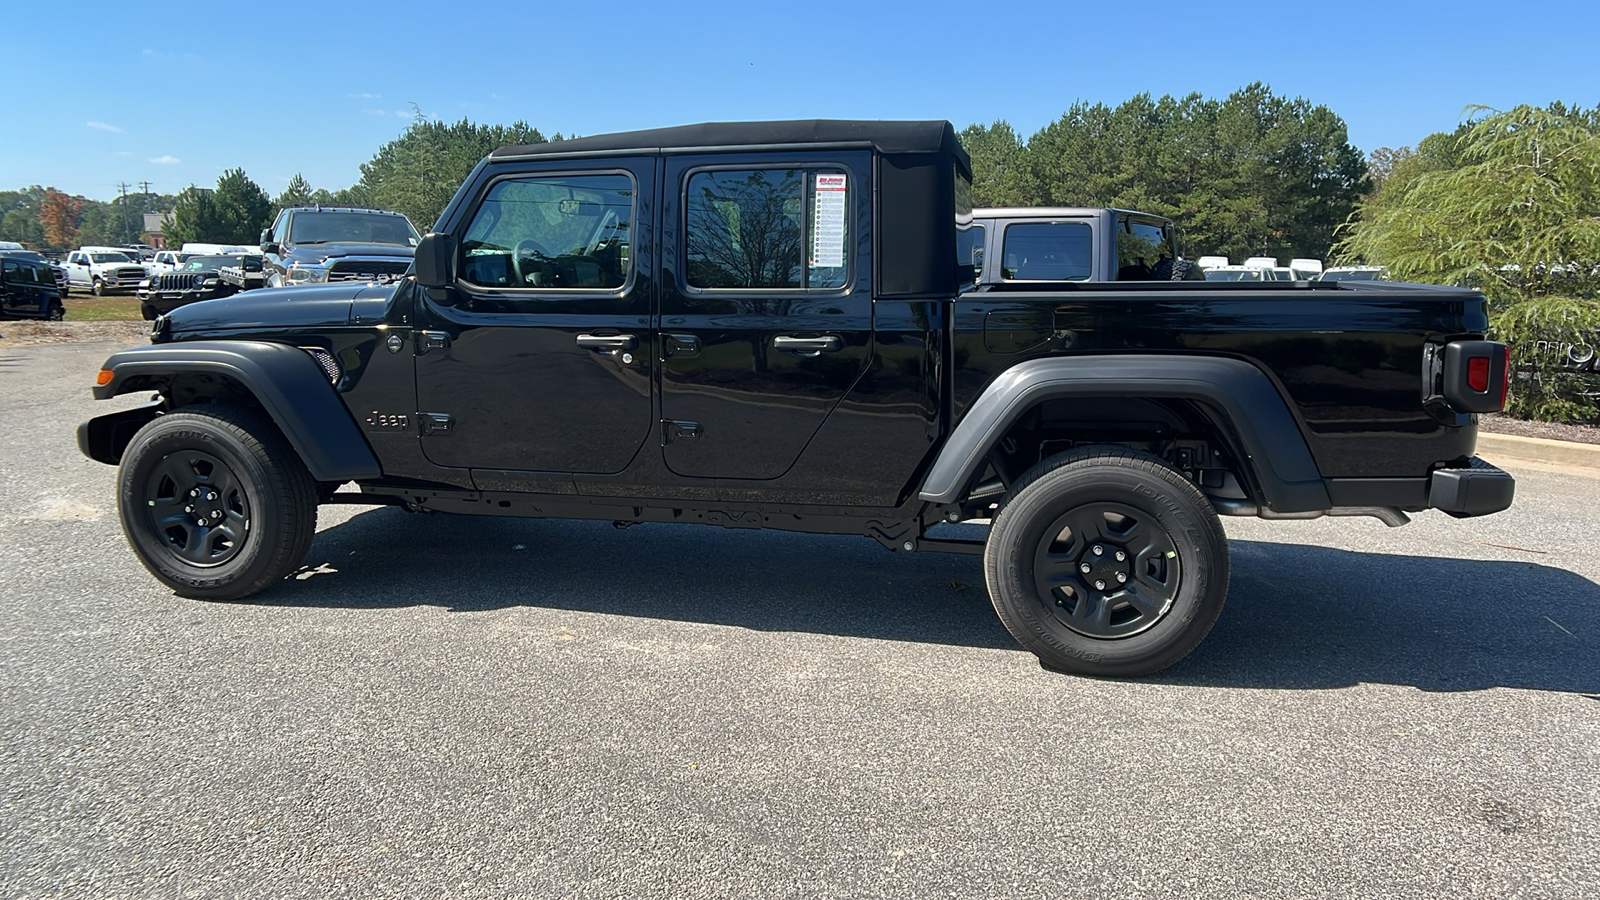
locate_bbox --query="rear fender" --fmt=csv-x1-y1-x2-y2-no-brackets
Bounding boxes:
920,355,1330,513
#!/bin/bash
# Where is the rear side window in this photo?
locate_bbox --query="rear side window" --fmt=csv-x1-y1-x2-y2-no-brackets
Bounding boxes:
1002,222,1092,281
684,168,849,291
458,173,635,291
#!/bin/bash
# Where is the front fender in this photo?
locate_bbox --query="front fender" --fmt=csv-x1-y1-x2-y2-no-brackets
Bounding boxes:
88,341,382,482
920,355,1331,513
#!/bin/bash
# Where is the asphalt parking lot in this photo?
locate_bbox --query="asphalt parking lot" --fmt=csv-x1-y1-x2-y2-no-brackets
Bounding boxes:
2,336,1597,899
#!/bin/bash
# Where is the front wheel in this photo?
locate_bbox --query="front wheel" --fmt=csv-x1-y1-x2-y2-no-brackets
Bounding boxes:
140,303,157,321
118,404,318,600
984,446,1229,677
49,301,65,320
91,278,105,296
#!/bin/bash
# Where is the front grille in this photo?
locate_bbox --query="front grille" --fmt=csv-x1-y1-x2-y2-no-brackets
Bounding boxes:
156,273,204,292
115,267,146,281
327,259,411,282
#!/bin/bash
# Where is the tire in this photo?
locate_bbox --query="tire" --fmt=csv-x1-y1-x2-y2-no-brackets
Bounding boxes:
91,278,105,296
117,404,318,601
140,303,158,321
49,302,65,321
984,446,1229,677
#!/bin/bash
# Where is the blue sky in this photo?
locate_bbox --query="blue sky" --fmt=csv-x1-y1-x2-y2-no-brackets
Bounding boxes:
5,0,1597,202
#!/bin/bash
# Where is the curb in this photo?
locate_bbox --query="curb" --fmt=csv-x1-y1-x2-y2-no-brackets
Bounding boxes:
1477,433,1600,470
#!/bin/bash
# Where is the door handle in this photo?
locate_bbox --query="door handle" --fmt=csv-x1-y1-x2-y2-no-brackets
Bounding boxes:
576,333,638,353
773,334,842,357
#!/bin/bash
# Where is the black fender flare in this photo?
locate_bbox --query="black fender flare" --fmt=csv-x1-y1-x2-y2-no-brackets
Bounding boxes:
919,355,1330,513
84,341,381,482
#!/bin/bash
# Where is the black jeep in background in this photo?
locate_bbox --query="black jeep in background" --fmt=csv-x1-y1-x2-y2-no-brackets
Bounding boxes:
79,120,1516,677
0,251,65,320
259,206,419,288
136,254,265,320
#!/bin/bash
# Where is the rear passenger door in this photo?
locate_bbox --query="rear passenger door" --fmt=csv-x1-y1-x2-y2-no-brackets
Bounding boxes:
657,152,873,480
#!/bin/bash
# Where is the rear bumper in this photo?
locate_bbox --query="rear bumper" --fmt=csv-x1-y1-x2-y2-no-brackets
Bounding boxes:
1429,457,1515,517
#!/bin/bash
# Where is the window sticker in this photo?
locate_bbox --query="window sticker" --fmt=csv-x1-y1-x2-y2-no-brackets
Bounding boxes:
811,174,847,269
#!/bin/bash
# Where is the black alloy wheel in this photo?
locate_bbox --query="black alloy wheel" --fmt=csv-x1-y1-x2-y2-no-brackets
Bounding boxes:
140,450,252,567
49,302,65,320
118,404,318,600
984,446,1229,677
1031,501,1181,640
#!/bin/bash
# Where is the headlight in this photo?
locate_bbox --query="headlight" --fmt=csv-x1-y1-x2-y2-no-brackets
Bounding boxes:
285,264,328,284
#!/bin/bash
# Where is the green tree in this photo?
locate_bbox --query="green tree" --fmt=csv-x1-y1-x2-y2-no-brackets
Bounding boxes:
1337,103,1600,421
355,114,548,227
164,186,221,247
1,208,44,245
995,84,1367,262
959,121,1033,208
212,169,273,243
274,173,315,211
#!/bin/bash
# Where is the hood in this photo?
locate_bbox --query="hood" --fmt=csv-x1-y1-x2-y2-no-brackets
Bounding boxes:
162,282,398,335
283,241,417,263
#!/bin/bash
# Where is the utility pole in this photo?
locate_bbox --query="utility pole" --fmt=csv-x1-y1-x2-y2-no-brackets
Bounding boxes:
116,182,133,244
137,181,154,247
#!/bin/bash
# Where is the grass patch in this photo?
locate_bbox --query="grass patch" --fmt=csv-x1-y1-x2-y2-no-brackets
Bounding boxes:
64,294,142,321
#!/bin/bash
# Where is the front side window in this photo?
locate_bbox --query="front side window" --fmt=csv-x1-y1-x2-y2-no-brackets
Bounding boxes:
1002,222,1092,281
458,173,634,291
684,168,849,290
1117,217,1174,278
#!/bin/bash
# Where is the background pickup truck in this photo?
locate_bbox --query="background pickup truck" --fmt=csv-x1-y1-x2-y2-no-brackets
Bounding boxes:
61,247,148,295
79,119,1515,677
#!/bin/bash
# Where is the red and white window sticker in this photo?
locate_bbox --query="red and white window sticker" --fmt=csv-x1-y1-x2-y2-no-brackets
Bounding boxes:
811,174,847,269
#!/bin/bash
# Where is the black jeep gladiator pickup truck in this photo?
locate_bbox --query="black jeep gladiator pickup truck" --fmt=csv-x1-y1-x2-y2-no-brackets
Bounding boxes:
78,120,1515,677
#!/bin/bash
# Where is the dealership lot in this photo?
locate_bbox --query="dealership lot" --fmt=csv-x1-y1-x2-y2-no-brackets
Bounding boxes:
2,337,1597,899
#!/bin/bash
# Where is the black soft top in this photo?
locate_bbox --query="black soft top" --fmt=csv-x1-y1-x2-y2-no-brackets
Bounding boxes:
491,119,970,170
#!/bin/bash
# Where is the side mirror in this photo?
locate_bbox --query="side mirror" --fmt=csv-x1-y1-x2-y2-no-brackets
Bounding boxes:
414,232,454,289
260,241,280,255
259,229,271,245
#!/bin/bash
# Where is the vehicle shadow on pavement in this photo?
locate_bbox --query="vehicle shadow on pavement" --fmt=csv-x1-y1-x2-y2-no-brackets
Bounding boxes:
259,508,1600,694
259,507,1016,650
1160,539,1600,695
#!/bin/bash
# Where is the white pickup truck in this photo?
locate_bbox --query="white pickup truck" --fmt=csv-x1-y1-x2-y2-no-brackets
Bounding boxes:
61,247,149,295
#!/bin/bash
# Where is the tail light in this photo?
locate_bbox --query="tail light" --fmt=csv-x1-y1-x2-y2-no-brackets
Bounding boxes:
1442,340,1509,413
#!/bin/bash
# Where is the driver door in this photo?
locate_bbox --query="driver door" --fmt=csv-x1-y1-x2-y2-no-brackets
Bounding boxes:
413,158,656,476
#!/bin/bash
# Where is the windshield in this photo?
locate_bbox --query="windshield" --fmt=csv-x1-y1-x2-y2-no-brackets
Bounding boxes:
89,252,133,263
1322,269,1383,281
289,212,419,246
180,256,232,271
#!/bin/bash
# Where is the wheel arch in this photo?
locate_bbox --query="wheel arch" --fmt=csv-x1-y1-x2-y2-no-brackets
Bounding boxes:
82,341,381,482
920,355,1330,513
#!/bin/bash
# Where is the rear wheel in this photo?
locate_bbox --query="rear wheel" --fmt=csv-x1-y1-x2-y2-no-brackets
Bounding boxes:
984,446,1229,677
118,404,318,600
